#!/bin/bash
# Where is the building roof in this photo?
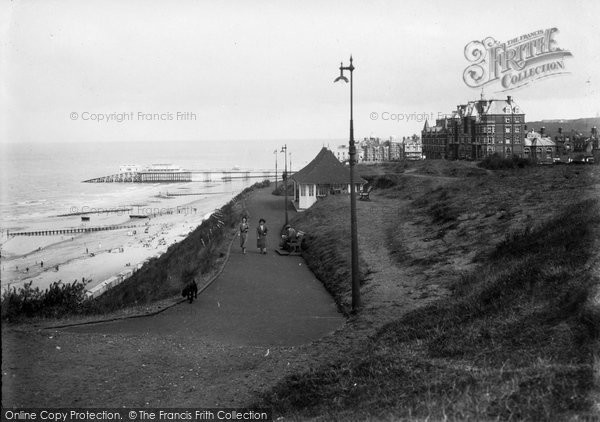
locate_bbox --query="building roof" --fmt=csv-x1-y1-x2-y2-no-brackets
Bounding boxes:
523,131,556,147
291,147,366,185
424,98,525,133
479,97,523,115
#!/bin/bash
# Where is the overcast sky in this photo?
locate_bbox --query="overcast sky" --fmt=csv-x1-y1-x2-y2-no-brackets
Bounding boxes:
1,0,599,144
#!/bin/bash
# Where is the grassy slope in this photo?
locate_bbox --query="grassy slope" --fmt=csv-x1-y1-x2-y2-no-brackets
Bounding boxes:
287,196,370,316
259,163,599,421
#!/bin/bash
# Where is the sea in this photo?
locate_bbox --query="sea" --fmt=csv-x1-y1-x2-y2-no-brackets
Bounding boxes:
0,139,332,236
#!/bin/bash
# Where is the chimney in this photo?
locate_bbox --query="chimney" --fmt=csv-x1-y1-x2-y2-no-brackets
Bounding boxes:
540,126,545,135
592,126,597,136
558,127,562,135
507,95,512,103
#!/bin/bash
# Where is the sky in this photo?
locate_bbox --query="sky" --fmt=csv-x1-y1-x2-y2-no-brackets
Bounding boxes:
1,0,599,144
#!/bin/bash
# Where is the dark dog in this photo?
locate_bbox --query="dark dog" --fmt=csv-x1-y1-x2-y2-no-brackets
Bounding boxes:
181,280,198,303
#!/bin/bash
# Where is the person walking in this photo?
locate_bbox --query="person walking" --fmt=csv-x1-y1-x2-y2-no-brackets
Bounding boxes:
256,218,268,254
239,216,249,254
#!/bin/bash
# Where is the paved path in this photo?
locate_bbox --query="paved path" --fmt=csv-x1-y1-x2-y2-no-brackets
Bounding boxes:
68,187,345,346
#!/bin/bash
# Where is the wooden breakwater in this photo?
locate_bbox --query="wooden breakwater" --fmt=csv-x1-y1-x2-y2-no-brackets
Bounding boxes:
164,192,225,196
8,225,140,237
56,208,133,217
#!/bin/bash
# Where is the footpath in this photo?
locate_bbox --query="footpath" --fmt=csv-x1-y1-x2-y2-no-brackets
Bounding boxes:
67,187,345,345
2,186,345,408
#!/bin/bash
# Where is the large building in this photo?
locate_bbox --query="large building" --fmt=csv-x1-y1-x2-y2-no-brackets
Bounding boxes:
403,136,423,160
358,137,403,162
334,144,365,163
422,96,525,160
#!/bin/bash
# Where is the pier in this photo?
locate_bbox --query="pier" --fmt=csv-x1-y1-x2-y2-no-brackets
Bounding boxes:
83,169,278,183
8,225,140,237
83,171,192,183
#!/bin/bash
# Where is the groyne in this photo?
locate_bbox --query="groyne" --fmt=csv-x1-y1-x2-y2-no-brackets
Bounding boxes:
8,225,140,237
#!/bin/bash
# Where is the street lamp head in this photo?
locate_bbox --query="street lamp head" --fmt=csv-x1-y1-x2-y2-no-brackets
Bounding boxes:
334,61,348,83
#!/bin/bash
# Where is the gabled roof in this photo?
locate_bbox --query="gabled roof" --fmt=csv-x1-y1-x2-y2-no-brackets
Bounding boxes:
524,131,556,147
478,98,523,115
291,147,366,185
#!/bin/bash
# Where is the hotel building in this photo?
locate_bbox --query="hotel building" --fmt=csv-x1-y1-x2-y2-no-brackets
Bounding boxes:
422,96,525,160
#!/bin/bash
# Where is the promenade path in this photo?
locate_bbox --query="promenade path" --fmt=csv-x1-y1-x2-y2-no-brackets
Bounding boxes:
67,187,345,346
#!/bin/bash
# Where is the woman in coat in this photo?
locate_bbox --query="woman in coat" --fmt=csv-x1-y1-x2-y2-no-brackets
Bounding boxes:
239,216,249,254
256,218,268,254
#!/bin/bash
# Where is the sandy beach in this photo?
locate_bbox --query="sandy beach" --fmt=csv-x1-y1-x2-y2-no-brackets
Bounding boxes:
0,180,255,295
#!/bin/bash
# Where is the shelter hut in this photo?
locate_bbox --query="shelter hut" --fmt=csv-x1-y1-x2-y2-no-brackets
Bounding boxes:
291,147,366,211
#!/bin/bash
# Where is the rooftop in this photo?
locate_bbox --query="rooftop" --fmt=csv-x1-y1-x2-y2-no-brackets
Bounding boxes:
291,147,366,185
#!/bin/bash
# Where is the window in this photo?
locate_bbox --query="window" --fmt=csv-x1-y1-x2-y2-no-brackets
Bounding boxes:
505,138,511,144
308,185,314,196
505,127,511,133
515,126,520,133
515,117,520,123
301,185,306,196
505,117,511,123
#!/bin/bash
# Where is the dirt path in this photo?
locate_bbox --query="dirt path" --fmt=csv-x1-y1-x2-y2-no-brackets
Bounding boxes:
354,195,450,325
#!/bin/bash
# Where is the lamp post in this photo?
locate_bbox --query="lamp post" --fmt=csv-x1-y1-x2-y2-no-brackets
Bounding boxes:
274,149,278,191
281,144,288,226
334,55,360,312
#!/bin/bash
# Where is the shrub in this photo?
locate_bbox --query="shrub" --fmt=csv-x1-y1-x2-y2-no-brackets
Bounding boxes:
1,280,96,321
363,174,403,189
478,153,532,170
271,181,293,196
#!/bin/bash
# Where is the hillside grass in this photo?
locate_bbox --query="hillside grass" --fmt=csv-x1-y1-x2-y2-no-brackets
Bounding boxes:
258,162,599,421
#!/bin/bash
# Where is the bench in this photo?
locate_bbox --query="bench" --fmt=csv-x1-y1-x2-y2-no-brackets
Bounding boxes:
359,186,372,201
276,230,305,256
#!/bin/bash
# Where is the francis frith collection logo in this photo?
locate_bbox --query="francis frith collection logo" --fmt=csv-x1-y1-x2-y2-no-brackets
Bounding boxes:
463,28,573,91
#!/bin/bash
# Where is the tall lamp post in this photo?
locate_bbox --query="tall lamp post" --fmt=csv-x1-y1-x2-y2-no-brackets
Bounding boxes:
334,55,360,312
281,144,288,225
274,149,278,191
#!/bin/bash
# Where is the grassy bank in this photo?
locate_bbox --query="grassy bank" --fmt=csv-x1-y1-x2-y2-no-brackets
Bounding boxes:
287,195,370,316
259,162,599,420
1,180,270,322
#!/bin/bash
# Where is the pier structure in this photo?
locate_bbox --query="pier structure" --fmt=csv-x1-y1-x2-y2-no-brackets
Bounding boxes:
84,169,278,183
84,171,192,183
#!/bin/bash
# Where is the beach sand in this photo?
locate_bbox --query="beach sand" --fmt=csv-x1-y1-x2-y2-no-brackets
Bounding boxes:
1,183,251,295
